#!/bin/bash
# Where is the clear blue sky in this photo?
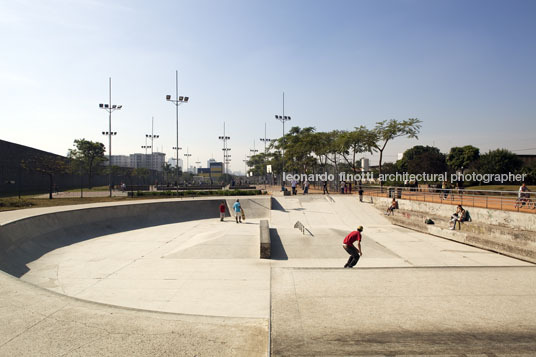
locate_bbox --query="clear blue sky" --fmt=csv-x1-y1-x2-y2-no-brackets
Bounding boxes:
1,0,535,173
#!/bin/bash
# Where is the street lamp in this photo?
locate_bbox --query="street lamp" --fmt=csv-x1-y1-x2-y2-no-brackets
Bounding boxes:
166,70,189,182
219,122,231,175
260,122,274,187
184,147,192,174
146,116,159,156
275,92,291,191
99,77,122,198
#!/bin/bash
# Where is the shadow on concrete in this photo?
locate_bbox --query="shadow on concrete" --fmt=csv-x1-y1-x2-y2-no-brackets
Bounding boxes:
271,197,286,212
0,199,263,278
269,228,288,260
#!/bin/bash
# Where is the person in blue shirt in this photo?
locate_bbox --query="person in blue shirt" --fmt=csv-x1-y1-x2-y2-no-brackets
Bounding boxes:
232,199,242,223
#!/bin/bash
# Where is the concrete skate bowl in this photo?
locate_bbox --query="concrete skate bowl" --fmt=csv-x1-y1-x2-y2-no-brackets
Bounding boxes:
0,197,270,279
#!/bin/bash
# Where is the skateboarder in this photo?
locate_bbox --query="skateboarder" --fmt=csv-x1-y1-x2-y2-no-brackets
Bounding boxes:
342,226,363,268
233,199,242,223
219,202,226,221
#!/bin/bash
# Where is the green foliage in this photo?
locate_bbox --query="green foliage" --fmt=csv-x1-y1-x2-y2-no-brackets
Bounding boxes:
335,126,376,173
447,145,480,173
247,152,270,176
477,149,523,178
398,145,447,174
21,154,69,199
273,126,318,173
134,189,263,197
0,198,33,209
67,139,106,189
372,118,422,183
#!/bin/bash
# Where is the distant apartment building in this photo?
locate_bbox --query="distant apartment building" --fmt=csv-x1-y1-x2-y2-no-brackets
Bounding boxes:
168,157,183,170
110,153,166,172
110,155,130,168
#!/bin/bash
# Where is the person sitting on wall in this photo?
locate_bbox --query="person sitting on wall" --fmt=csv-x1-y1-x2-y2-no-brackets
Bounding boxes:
449,205,467,230
385,198,399,216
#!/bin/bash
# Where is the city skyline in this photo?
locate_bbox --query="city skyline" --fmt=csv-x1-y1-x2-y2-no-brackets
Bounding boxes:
1,0,535,174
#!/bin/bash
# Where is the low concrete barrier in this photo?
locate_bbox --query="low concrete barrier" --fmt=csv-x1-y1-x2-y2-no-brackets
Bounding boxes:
260,220,270,258
371,196,536,263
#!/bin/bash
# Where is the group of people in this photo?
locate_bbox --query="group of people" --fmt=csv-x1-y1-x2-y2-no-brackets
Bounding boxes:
290,179,310,195
219,199,246,223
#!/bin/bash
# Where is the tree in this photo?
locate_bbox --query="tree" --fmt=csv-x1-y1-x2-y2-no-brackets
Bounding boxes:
67,139,106,189
162,162,173,183
247,153,270,177
447,145,480,174
22,154,69,199
273,126,317,174
373,118,422,187
398,145,447,175
478,149,523,181
336,126,376,174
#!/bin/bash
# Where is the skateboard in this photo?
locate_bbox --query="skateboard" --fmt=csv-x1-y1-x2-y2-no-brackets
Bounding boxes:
241,208,246,221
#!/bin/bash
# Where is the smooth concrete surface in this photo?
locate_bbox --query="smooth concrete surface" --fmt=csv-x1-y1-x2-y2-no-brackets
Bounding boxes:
271,266,536,356
0,269,267,357
1,194,535,356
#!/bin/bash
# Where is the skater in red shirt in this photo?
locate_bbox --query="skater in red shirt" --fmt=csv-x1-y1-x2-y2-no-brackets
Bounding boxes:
219,202,226,222
343,226,363,268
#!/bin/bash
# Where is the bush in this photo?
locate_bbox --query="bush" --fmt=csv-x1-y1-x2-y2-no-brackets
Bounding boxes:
133,189,263,198
0,198,33,208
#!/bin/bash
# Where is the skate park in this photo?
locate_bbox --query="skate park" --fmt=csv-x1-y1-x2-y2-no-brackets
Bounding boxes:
0,193,535,356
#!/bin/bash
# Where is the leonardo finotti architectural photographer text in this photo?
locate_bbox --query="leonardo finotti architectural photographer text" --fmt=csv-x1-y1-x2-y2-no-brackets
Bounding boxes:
284,172,527,184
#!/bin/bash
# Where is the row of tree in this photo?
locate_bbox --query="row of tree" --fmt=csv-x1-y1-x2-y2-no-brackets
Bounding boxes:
247,119,535,185
386,145,534,184
247,118,422,184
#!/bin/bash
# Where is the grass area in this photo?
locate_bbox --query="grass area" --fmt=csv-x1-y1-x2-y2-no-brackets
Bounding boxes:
134,189,263,197
0,189,265,212
0,196,133,212
62,186,110,193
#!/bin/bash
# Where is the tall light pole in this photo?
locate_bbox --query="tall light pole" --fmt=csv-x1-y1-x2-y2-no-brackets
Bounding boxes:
184,147,192,174
243,154,249,177
99,77,122,198
166,70,189,182
249,139,258,179
219,122,231,175
141,136,151,155
275,92,291,191
260,122,274,187
146,116,159,156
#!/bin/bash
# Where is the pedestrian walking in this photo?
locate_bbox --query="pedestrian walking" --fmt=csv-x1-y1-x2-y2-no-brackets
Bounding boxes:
303,180,310,194
323,180,329,194
232,199,242,223
291,179,297,195
219,201,226,222
342,226,363,268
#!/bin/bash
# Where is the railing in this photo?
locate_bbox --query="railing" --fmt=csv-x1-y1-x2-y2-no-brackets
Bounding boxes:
363,185,536,214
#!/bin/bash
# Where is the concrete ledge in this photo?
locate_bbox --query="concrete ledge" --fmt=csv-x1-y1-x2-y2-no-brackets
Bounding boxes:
372,197,536,263
260,219,271,258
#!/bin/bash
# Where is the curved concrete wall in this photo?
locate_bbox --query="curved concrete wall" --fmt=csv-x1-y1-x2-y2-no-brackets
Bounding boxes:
372,196,536,263
0,197,270,277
